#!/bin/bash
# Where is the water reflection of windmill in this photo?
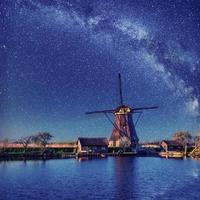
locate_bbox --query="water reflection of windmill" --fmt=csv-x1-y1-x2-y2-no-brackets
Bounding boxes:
86,73,158,152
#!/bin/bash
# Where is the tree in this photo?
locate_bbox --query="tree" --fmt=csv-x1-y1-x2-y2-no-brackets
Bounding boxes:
172,131,192,155
172,131,192,145
1,139,9,153
33,132,53,149
17,136,33,152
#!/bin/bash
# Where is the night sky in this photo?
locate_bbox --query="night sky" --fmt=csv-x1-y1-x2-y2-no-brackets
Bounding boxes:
1,0,200,142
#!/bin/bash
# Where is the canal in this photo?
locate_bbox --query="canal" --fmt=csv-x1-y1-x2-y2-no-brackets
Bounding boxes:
0,157,200,200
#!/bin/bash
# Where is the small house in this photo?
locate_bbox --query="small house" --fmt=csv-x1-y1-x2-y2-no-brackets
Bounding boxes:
160,140,183,152
77,137,109,154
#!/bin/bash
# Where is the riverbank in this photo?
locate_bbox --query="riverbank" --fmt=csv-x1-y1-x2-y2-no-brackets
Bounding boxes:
0,147,75,161
0,147,156,161
0,146,195,161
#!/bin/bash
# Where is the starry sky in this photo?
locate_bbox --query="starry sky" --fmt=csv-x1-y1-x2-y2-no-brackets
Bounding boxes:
1,0,200,142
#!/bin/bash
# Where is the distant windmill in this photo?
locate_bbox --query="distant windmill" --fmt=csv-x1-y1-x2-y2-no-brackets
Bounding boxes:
86,73,158,151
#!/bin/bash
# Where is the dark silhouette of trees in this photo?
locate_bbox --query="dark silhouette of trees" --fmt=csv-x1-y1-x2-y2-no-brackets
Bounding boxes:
17,136,33,152
33,132,53,149
32,132,53,157
172,131,192,145
172,131,192,155
1,139,9,153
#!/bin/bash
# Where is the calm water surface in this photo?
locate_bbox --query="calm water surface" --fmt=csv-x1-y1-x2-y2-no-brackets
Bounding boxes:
1,157,200,200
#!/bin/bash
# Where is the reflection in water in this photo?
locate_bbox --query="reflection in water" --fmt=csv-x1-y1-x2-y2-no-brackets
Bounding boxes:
0,160,8,169
76,157,107,162
76,157,89,162
113,157,137,200
0,159,48,167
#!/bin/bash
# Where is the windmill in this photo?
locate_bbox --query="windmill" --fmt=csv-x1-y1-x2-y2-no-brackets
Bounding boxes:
86,73,158,152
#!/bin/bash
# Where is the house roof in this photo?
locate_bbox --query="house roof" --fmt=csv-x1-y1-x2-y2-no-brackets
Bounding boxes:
141,141,161,145
78,137,109,146
161,140,183,147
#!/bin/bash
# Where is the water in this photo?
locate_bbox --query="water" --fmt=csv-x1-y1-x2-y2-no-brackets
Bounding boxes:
1,157,200,200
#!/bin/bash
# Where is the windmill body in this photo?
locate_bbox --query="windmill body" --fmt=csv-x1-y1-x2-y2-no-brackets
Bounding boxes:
86,74,158,152
109,105,139,149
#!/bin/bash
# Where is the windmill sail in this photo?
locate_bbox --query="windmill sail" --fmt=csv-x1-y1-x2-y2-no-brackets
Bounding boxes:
132,106,158,111
86,109,115,114
118,73,123,106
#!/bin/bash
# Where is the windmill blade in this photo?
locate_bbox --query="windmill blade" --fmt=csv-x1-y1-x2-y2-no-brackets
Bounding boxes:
134,112,143,127
86,109,143,115
85,109,115,114
133,111,143,114
118,73,123,106
132,106,158,111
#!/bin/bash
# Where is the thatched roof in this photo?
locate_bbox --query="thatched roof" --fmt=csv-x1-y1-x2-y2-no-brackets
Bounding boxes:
161,140,183,147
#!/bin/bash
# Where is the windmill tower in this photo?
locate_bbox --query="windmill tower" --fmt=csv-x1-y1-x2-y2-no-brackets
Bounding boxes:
86,74,158,152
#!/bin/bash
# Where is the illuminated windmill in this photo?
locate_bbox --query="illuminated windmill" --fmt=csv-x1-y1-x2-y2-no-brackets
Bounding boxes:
86,74,158,151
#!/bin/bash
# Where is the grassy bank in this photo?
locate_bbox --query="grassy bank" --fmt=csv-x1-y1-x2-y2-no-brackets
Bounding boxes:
0,147,76,160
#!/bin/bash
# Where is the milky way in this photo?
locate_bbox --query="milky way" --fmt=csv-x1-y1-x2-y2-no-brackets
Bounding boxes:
1,0,200,141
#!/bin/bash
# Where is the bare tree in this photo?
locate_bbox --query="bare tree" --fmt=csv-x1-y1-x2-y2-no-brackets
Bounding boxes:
17,136,33,152
1,139,9,153
33,132,53,150
172,131,192,155
172,131,192,145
